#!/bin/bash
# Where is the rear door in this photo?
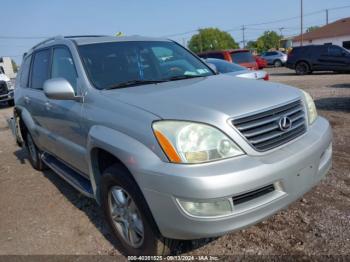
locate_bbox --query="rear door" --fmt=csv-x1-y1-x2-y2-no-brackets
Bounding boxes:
25,49,53,152
319,45,348,70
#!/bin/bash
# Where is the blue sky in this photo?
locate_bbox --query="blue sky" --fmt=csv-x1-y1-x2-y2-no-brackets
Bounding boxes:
1,0,350,64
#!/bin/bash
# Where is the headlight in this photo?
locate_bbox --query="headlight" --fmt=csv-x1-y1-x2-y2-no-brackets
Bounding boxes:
6,81,14,90
301,90,317,125
153,121,244,163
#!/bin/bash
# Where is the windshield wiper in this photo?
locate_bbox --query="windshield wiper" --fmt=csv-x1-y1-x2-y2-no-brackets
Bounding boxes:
164,75,205,82
105,80,167,90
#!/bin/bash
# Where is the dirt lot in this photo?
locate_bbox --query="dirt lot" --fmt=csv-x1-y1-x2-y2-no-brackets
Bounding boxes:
0,67,349,257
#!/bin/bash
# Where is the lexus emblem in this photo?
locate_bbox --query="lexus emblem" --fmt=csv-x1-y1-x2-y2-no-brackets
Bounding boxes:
278,116,292,131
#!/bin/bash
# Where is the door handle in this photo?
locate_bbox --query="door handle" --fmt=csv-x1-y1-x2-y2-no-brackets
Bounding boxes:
45,101,52,111
24,96,30,104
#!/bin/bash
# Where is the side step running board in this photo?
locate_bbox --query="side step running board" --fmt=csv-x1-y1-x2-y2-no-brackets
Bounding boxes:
42,153,94,198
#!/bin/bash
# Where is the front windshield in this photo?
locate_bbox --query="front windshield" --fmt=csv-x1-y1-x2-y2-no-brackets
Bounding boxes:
78,41,213,89
206,59,246,74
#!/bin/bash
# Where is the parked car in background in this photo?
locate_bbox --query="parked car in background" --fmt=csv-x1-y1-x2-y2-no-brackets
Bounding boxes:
198,49,258,70
286,44,350,75
206,58,269,80
0,67,14,106
261,51,287,67
255,55,267,69
12,35,332,255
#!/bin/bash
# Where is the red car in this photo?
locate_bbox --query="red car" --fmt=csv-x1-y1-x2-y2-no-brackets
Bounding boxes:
255,55,267,69
198,49,258,70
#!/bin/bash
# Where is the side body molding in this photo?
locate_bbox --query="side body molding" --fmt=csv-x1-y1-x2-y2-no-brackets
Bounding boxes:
86,125,164,203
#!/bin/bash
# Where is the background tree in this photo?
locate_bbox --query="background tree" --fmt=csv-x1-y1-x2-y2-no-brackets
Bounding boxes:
306,26,320,33
188,28,239,53
246,40,257,50
255,31,282,53
11,59,18,73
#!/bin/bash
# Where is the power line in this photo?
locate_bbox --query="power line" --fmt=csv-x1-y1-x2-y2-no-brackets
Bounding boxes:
161,4,350,38
0,36,49,40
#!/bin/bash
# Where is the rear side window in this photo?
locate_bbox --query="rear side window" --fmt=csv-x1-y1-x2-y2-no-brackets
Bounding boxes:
328,46,343,56
31,49,50,90
231,51,255,63
20,55,32,87
206,53,225,59
51,47,78,92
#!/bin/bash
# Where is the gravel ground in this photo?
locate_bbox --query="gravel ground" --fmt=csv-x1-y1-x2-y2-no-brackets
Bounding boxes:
0,67,349,257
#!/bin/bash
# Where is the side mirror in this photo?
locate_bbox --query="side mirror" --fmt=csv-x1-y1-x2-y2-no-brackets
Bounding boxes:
207,63,219,74
43,78,78,101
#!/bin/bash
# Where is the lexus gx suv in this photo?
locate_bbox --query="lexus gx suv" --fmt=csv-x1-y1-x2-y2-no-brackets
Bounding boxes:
11,35,332,255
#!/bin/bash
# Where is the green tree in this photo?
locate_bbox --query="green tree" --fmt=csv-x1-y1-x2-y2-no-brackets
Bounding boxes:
246,40,257,50
11,59,18,73
306,26,320,33
255,31,282,53
188,28,239,53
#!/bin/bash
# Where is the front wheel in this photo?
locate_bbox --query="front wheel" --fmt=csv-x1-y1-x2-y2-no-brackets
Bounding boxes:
101,163,177,255
7,99,14,107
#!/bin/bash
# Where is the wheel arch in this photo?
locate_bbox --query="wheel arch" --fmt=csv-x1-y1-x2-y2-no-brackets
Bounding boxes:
87,125,164,205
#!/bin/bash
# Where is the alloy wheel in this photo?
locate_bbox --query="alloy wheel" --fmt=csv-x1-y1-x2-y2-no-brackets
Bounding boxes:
108,186,144,248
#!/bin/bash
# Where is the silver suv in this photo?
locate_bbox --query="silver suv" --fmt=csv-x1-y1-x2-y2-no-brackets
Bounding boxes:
261,51,288,67
11,35,332,255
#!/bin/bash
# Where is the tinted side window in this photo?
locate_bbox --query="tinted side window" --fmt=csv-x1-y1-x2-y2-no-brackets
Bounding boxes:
207,53,225,59
20,55,32,87
328,46,343,56
31,49,50,90
231,52,255,63
51,47,77,92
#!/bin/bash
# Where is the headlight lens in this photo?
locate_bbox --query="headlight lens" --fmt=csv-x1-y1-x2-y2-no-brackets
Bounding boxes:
153,121,244,163
7,81,14,90
302,90,317,125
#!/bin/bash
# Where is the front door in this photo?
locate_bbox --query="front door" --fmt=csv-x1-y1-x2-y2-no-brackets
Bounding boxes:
43,46,89,175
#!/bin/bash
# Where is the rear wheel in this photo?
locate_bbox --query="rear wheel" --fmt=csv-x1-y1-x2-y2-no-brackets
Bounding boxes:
295,62,310,75
273,60,282,67
101,163,177,255
26,132,46,171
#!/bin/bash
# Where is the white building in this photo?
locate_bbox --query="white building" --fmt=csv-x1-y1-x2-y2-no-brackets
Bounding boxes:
0,57,16,78
293,17,350,49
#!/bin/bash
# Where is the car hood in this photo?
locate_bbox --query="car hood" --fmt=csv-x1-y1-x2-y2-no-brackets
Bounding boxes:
0,74,10,82
103,74,302,121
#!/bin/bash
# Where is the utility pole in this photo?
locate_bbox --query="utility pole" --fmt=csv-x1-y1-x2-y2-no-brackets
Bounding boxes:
279,27,284,49
241,25,246,48
300,0,303,46
326,9,329,24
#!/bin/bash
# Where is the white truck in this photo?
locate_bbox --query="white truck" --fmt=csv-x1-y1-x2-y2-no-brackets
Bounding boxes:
0,66,14,106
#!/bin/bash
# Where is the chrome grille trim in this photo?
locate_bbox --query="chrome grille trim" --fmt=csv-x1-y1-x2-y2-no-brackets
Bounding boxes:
231,99,307,152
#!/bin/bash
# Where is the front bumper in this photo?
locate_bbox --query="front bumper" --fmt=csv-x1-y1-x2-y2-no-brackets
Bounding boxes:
0,90,14,102
138,117,332,239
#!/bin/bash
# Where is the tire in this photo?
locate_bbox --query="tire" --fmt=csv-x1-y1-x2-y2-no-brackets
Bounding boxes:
25,132,46,171
295,62,310,75
7,99,14,107
273,60,282,67
101,163,177,255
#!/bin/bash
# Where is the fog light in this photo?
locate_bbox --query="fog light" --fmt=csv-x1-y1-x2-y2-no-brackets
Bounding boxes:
177,198,233,217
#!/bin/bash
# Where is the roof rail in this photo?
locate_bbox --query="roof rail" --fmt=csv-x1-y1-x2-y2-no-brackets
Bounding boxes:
64,35,108,38
30,35,64,51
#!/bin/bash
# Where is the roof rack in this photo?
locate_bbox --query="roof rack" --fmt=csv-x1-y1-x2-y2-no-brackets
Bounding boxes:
29,35,109,53
64,35,108,38
30,35,64,51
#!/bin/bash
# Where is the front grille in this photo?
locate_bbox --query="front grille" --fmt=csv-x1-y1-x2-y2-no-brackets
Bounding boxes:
232,184,275,205
232,99,306,151
0,81,8,95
